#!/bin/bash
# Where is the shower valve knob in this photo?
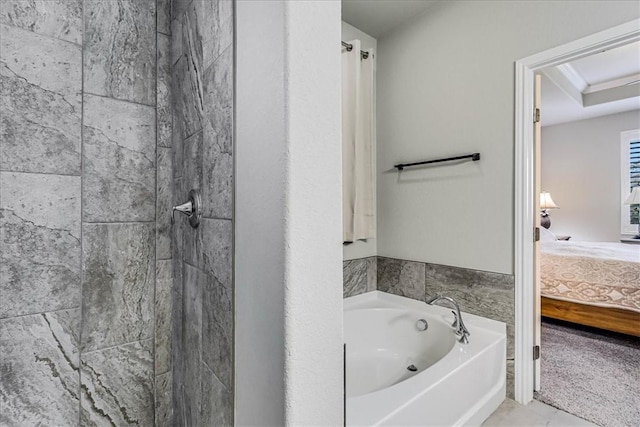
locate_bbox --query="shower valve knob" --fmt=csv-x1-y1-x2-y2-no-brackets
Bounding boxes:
172,189,201,228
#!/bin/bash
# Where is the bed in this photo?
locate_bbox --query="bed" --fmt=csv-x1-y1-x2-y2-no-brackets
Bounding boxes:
540,240,640,337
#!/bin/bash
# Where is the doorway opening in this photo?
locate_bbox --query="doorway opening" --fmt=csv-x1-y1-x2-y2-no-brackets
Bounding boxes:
513,18,640,409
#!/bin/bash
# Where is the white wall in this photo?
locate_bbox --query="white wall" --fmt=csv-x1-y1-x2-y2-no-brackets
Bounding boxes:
236,1,343,425
342,21,378,260
376,1,640,274
541,110,640,242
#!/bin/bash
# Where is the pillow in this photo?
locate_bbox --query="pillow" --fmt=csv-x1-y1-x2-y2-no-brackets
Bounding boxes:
539,227,557,242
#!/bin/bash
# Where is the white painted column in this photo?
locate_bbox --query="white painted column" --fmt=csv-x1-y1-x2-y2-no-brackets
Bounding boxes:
235,1,343,425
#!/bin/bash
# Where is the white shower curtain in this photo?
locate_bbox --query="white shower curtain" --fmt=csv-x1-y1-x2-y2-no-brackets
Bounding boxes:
342,39,375,243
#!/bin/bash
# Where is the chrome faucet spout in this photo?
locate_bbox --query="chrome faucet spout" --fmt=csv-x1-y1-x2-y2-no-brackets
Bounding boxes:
426,295,471,344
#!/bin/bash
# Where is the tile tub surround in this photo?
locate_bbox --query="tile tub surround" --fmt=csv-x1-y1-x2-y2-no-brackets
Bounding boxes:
171,1,235,424
343,257,377,298
386,257,514,395
376,257,515,357
344,256,515,396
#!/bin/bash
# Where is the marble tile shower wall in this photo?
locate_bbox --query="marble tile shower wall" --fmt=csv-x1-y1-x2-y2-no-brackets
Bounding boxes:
170,1,234,426
1,0,172,425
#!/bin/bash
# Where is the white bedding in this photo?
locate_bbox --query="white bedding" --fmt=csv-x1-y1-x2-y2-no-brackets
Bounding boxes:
541,241,640,263
540,241,640,312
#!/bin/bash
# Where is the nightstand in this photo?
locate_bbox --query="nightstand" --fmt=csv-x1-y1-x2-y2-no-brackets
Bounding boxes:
620,238,640,244
556,235,571,241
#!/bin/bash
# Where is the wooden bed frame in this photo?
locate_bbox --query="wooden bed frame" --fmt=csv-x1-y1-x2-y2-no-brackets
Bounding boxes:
542,296,640,337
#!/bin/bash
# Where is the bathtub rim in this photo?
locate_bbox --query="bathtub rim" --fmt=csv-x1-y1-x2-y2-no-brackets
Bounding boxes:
344,291,506,335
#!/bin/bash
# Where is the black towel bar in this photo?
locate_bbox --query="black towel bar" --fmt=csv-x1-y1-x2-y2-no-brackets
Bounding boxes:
394,153,480,171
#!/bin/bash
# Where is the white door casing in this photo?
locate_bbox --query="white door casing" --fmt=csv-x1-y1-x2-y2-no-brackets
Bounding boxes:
514,18,640,404
533,73,542,392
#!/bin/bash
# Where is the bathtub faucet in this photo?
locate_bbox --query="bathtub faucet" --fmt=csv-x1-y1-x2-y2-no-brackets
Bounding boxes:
425,295,470,344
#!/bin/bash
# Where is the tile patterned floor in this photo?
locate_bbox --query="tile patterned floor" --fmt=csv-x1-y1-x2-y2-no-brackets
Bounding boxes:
482,399,595,426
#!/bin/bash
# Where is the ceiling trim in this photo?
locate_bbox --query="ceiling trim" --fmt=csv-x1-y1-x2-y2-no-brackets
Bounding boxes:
583,82,640,106
585,72,640,93
541,66,584,106
557,63,588,92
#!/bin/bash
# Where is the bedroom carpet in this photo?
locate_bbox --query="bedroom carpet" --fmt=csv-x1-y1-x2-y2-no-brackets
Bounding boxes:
534,319,640,427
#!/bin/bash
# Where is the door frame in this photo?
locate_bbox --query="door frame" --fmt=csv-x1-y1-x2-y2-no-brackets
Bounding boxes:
513,18,640,404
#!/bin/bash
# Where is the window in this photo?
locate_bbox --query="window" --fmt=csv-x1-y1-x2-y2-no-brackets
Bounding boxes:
621,129,640,234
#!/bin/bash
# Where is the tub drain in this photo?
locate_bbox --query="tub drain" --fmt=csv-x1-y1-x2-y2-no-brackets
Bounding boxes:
407,364,418,372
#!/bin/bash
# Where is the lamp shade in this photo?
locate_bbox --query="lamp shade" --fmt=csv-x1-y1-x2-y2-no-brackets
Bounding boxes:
624,186,640,204
540,192,558,209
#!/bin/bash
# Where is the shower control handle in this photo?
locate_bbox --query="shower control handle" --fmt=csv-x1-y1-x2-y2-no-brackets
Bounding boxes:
173,201,193,217
172,189,201,228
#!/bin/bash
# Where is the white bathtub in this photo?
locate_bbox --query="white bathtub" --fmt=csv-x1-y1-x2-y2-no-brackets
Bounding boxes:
345,291,506,427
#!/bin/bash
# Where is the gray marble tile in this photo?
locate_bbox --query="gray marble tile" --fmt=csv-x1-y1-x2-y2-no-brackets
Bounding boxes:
424,263,514,324
377,257,426,300
157,0,171,36
0,0,82,44
199,0,233,71
84,0,156,105
203,46,233,154
156,260,173,375
343,258,369,298
81,223,154,352
173,54,203,140
201,221,233,389
182,263,204,426
171,183,184,264
155,371,173,427
183,1,203,73
180,131,204,268
174,8,204,139
0,24,81,175
83,94,156,222
367,256,377,291
172,0,192,20
157,147,173,260
172,107,185,180
80,339,154,426
0,172,80,317
507,323,515,360
506,360,514,400
0,309,79,426
202,218,232,290
158,33,173,149
171,261,185,427
202,129,233,220
200,363,233,427
202,47,233,220
171,17,183,66
183,130,203,199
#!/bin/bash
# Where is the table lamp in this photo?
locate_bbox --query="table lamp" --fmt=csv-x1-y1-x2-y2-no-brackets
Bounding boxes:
540,191,558,229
